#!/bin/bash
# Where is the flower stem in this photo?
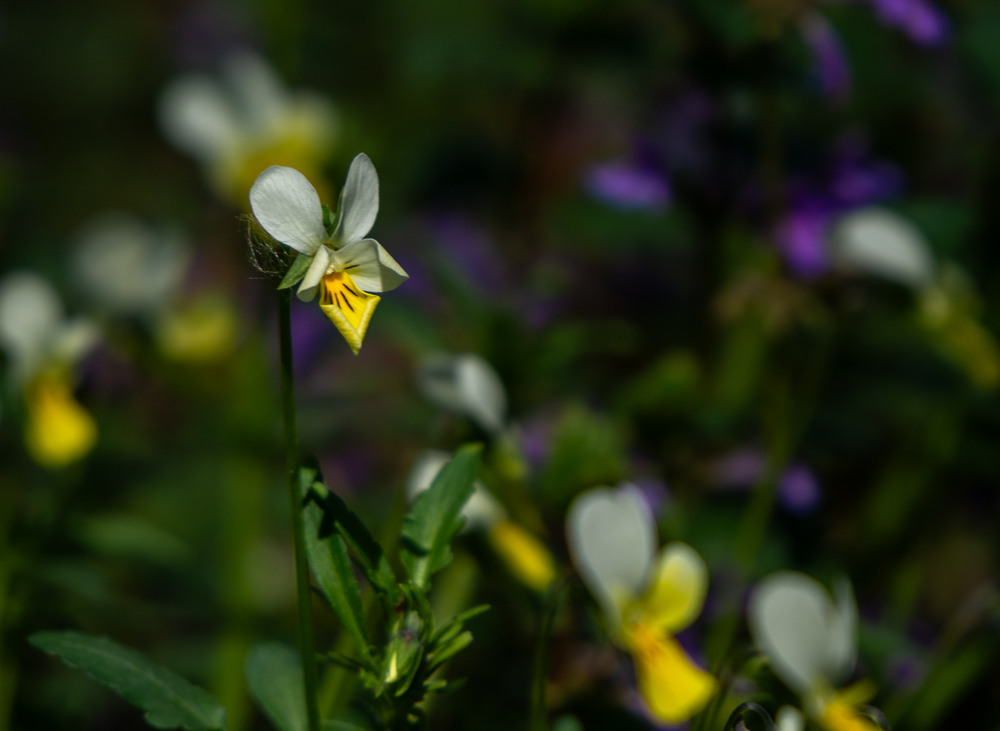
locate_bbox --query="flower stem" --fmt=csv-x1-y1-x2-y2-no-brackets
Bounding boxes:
277,291,321,731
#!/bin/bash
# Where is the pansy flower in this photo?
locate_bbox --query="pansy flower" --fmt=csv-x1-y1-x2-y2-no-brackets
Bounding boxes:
566,484,716,724
0,273,98,468
749,572,881,731
159,53,336,204
249,154,408,353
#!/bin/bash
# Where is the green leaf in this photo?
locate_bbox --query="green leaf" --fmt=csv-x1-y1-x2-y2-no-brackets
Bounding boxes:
278,251,314,290
29,631,226,730
306,479,399,610
245,643,307,731
301,473,372,663
400,444,481,589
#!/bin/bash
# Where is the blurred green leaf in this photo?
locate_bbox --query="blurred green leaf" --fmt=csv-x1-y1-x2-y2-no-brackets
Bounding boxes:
29,631,226,730
300,469,372,663
400,443,481,589
537,405,626,506
245,643,306,731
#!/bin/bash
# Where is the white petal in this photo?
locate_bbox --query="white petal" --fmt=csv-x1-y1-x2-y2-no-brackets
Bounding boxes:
158,76,240,159
224,53,288,136
748,572,847,695
417,353,506,435
297,246,331,302
335,153,379,243
776,707,805,731
566,484,656,628
249,166,326,254
830,207,935,288
828,577,858,679
330,239,408,293
0,272,62,377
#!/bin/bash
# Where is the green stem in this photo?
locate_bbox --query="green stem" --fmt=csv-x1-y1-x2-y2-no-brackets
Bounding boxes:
278,292,321,731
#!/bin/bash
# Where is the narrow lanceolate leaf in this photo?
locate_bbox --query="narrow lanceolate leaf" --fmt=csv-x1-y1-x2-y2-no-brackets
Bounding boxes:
29,631,226,730
278,250,315,290
302,488,372,663
245,643,307,731
307,482,399,609
400,444,482,589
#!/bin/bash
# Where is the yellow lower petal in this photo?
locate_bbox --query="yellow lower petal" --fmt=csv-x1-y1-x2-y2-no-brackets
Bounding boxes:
626,623,716,724
318,270,379,354
25,376,97,468
819,700,881,731
487,519,556,592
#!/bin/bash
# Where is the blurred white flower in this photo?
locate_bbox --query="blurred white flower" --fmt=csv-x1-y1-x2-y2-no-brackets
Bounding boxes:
407,449,555,592
249,155,407,353
749,572,880,730
74,213,189,318
0,272,98,467
830,206,934,288
159,53,336,203
566,484,715,723
418,352,506,436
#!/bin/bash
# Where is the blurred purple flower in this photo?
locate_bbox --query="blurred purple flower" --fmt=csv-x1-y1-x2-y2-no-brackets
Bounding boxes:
866,0,950,46
584,158,671,211
887,651,927,691
712,448,822,514
801,13,851,101
778,464,822,514
633,477,672,519
776,140,902,277
776,201,835,278
429,214,510,296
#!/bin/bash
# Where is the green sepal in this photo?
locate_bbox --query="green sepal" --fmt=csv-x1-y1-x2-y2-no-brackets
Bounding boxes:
300,466,373,664
322,204,335,235
302,467,400,615
278,251,314,290
400,444,482,590
245,643,307,731
29,631,227,730
383,610,424,697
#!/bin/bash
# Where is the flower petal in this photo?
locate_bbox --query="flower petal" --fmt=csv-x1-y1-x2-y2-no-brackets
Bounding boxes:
749,572,849,696
330,239,408,293
249,166,326,254
0,272,62,380
830,206,935,288
488,519,556,592
25,374,97,468
335,153,379,243
317,269,380,354
627,625,716,724
297,246,331,302
158,76,240,160
641,542,709,634
418,353,506,435
776,706,806,731
566,484,656,630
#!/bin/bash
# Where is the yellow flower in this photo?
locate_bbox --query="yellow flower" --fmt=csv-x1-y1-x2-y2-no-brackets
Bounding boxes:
0,273,98,468
749,572,882,731
249,155,408,354
566,485,716,723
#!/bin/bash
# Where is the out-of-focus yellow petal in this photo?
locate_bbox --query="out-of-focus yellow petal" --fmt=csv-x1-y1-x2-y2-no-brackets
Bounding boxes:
318,270,379,354
626,623,716,724
157,294,237,362
25,375,96,468
819,699,881,731
640,542,709,634
487,519,556,592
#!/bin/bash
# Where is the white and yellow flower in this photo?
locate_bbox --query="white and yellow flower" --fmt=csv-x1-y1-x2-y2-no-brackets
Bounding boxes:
566,484,716,724
749,572,880,731
0,273,98,468
159,53,336,204
249,155,408,353
407,450,556,592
